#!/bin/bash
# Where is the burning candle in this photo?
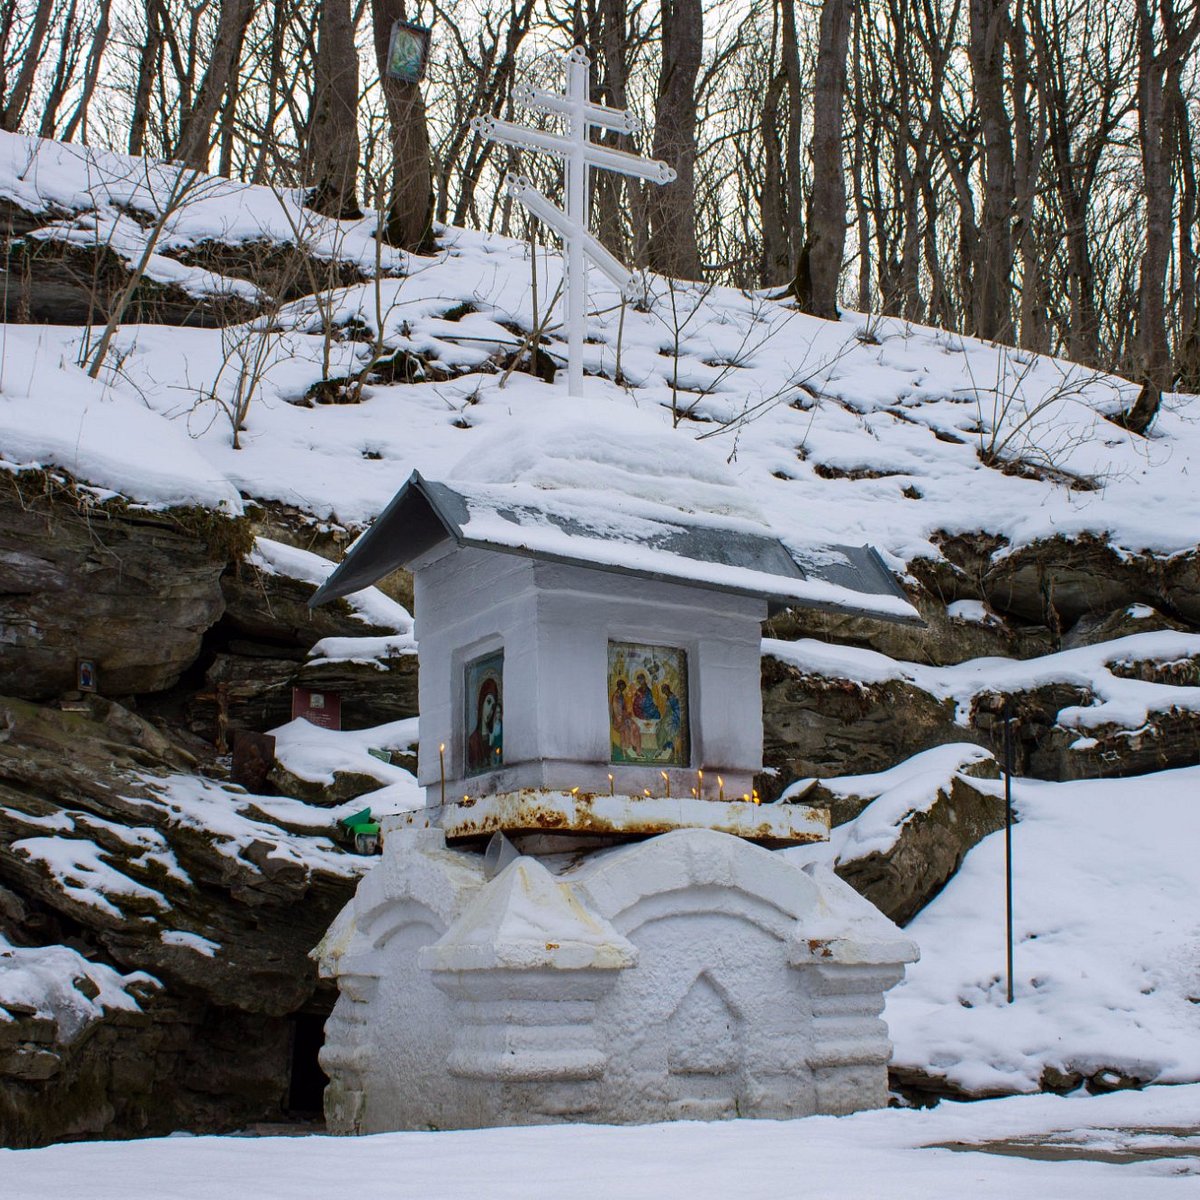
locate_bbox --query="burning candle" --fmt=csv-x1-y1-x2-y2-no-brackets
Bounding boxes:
697,769,704,799
660,770,670,798
718,776,725,803
570,786,580,795
691,787,698,798
752,789,761,806
643,788,651,797
439,743,446,806
608,773,614,796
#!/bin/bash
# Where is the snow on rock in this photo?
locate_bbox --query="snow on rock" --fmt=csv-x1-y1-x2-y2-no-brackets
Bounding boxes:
159,931,220,958
784,742,998,856
269,716,421,812
946,599,999,625
248,536,414,634
132,774,371,881
0,132,405,277
765,630,1200,730
1,130,1195,572
11,837,170,920
0,934,158,1041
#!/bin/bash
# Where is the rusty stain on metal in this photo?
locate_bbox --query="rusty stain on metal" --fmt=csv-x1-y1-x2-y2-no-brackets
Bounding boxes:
398,789,830,848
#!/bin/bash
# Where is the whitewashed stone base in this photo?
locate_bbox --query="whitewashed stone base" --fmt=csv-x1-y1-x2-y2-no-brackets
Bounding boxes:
315,826,918,1132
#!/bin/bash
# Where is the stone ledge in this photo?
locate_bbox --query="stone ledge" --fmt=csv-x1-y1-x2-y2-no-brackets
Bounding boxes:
390,790,829,847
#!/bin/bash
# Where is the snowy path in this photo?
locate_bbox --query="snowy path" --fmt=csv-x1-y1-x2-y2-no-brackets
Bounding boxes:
4,1086,1197,1198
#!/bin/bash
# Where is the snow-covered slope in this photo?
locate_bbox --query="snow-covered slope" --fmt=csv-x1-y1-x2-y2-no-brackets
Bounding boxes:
1,130,1196,571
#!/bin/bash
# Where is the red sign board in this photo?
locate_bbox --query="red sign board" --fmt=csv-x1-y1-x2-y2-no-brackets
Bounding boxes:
292,687,342,730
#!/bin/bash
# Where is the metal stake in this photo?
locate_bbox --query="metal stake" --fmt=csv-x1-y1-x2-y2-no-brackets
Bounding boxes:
1004,699,1015,1004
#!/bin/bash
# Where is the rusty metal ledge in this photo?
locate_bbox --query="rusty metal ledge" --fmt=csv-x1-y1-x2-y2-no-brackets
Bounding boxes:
391,790,830,848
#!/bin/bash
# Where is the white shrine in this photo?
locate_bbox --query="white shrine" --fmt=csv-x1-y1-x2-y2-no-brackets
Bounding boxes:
310,411,922,1132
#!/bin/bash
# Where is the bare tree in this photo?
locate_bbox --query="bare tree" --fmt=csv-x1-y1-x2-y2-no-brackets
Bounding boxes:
60,0,113,143
793,0,853,318
175,0,255,170
1,0,55,131
305,0,363,218
371,0,434,251
967,0,1017,342
647,0,702,279
1127,0,1200,429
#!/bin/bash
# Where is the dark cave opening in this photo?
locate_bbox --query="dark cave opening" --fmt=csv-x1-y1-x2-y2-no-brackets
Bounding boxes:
287,1011,330,1116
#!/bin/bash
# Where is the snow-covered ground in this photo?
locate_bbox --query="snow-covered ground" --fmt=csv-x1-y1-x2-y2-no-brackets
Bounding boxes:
3,1085,1197,1198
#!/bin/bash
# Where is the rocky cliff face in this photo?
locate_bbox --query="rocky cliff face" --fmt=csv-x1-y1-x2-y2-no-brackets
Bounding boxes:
0,473,415,1146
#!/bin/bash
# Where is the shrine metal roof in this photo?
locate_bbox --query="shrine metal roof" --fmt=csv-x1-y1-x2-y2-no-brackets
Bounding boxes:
309,471,921,624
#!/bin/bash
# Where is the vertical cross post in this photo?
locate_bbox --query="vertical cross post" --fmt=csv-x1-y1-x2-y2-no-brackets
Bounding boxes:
565,47,589,399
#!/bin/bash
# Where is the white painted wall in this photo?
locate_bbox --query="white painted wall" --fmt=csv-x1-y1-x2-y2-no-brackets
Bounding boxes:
414,546,768,806
316,827,919,1131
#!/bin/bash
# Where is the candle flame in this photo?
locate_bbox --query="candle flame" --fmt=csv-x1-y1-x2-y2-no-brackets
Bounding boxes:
570,786,579,795
439,743,445,753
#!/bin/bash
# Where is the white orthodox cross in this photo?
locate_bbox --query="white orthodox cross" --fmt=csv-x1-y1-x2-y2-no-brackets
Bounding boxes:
472,45,676,398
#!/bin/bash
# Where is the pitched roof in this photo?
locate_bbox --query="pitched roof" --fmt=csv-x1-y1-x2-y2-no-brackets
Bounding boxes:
310,471,920,624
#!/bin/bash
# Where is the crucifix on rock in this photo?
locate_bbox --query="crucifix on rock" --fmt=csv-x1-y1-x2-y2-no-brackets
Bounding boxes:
472,45,677,397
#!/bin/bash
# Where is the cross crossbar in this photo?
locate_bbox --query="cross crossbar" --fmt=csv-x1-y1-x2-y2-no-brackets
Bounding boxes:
505,175,642,300
512,83,642,134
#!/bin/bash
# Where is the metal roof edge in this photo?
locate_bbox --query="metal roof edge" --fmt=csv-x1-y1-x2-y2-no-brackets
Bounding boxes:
309,471,459,608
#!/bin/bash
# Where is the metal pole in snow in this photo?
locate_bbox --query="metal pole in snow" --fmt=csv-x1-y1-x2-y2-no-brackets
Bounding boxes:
1004,699,1015,1004
564,48,588,399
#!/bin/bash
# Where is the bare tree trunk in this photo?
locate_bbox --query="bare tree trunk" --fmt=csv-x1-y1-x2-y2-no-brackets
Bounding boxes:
306,0,363,218
1130,0,1200,428
1173,71,1200,389
372,0,435,251
61,0,112,143
1008,3,1047,352
594,0,634,260
175,0,255,170
647,0,703,279
760,68,791,284
129,0,164,156
780,0,804,274
249,0,288,183
967,0,1016,342
793,0,853,319
37,0,81,138
1,0,54,131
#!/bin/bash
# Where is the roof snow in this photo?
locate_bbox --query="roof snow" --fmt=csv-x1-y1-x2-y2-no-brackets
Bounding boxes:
310,410,919,622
